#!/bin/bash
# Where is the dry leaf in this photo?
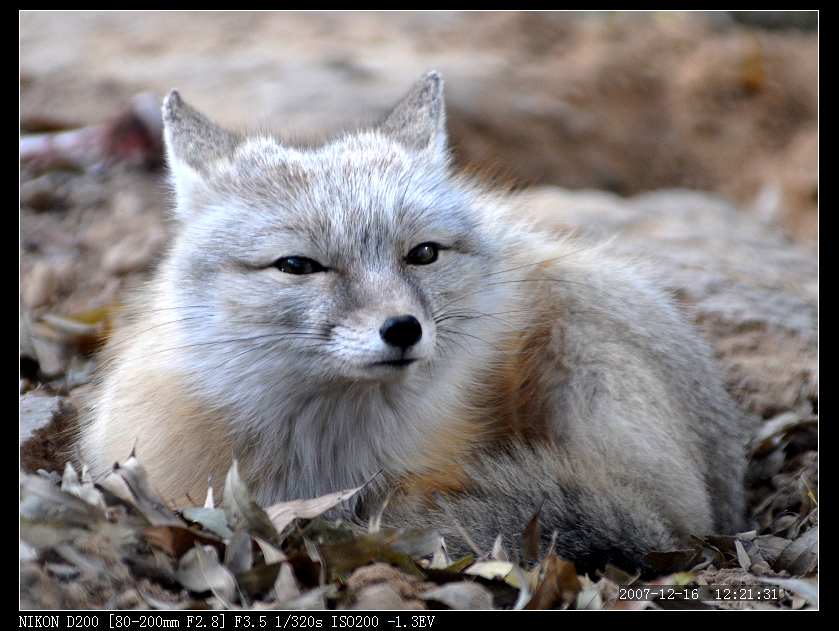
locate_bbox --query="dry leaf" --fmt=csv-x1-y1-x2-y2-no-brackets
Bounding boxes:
421,582,494,610
491,534,509,562
143,525,224,559
98,454,181,526
350,584,423,610
61,463,106,510
274,562,301,603
318,535,425,582
525,554,581,610
177,544,237,604
464,561,514,581
180,507,234,540
757,576,818,607
223,461,281,546
265,482,366,534
445,554,475,573
224,530,254,575
275,585,337,610
521,499,544,563
20,472,105,528
734,540,752,572
381,528,442,559
236,562,282,600
775,527,818,575
254,537,287,564
429,536,450,570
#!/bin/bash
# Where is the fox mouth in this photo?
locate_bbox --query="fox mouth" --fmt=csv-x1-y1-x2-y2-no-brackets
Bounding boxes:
370,358,417,368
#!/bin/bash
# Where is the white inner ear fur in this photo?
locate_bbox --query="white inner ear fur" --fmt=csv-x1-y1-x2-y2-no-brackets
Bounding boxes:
164,143,207,220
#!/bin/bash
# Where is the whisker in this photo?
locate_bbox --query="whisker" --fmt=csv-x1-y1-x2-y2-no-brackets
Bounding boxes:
478,248,594,280
131,332,332,363
437,327,505,352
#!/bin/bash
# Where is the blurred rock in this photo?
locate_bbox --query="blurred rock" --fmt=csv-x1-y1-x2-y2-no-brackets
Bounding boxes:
520,187,817,418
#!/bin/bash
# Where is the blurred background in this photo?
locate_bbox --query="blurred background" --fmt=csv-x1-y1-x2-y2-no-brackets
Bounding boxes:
22,11,817,236
20,10,817,449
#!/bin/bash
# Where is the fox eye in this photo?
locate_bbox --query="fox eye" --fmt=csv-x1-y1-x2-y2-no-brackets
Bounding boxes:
405,242,440,265
274,256,326,274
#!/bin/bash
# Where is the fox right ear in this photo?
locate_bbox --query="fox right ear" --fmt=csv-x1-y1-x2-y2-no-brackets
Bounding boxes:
161,91,240,212
380,71,448,163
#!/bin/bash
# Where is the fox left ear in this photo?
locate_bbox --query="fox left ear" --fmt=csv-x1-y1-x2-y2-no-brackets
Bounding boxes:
161,90,241,216
380,71,448,163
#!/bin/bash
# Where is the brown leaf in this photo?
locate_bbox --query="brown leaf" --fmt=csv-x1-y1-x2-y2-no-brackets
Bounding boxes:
643,548,703,575
445,554,475,573
597,563,640,586
525,554,581,609
223,460,281,546
236,562,282,600
521,498,544,563
318,535,425,582
143,525,224,559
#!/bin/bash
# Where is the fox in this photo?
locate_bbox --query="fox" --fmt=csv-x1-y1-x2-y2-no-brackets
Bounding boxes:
79,71,751,575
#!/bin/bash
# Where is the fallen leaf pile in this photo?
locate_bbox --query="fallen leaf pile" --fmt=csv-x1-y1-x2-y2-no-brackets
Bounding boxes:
20,431,818,610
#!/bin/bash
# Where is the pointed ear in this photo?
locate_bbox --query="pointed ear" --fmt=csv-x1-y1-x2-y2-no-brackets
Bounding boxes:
379,71,447,162
161,90,240,210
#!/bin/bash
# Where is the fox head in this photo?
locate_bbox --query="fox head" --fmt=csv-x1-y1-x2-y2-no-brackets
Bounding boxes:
159,72,517,392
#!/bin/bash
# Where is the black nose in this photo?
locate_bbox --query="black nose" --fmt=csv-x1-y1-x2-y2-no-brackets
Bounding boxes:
380,315,422,350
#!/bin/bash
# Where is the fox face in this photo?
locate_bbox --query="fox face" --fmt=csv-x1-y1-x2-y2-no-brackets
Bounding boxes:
161,73,509,389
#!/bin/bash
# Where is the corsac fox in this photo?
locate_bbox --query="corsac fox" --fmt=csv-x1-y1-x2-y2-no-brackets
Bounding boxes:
79,72,751,574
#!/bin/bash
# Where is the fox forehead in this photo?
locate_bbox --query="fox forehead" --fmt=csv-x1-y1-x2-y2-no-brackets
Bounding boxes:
220,132,415,185
192,133,479,255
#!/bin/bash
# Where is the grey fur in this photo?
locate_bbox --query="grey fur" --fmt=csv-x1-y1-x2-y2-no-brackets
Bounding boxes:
379,71,447,159
80,72,752,576
162,90,241,175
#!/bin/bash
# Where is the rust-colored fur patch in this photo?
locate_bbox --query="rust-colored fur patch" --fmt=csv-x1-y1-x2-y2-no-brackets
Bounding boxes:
397,288,563,503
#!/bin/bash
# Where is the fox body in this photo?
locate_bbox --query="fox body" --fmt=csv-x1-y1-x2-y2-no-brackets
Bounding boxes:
80,73,750,574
